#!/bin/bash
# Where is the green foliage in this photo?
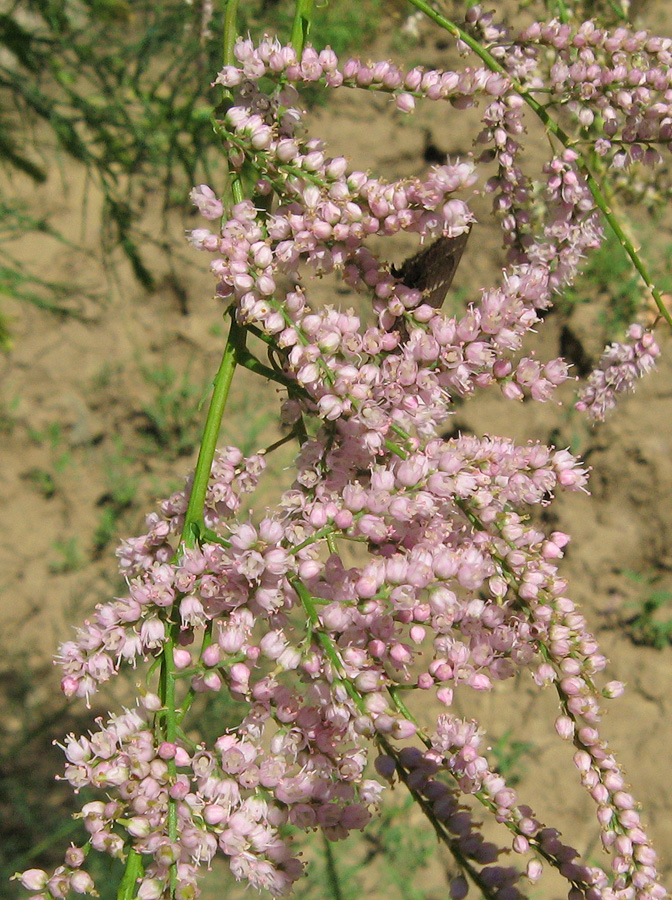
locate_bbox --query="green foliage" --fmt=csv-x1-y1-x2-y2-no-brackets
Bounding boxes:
489,729,534,787
562,230,640,335
26,422,73,480
23,466,57,499
26,421,64,450
49,537,85,573
620,569,672,650
93,446,139,553
0,395,19,433
1,0,384,342
1,0,221,338
241,0,383,58
139,364,209,458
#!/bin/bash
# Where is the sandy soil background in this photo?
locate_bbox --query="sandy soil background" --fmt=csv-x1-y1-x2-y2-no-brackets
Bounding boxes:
2,3,672,898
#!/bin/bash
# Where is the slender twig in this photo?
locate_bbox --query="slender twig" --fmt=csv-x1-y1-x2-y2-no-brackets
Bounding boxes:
322,833,345,900
377,736,501,900
260,427,303,456
236,345,310,395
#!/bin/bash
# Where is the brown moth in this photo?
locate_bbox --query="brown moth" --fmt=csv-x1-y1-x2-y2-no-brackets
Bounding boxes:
391,227,471,310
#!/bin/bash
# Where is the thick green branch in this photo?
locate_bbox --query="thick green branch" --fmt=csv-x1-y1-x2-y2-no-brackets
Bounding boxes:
223,0,240,68
182,318,245,545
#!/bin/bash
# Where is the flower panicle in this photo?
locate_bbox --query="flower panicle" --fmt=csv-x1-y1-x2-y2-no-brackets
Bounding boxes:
25,11,672,900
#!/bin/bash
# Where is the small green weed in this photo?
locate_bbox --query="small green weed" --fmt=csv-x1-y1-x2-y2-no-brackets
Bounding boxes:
489,729,534,787
0,396,19,433
23,467,57,499
25,423,73,472
22,421,73,497
619,569,672,649
49,538,85,574
90,362,122,393
139,365,208,458
93,447,139,554
563,230,639,335
27,421,63,450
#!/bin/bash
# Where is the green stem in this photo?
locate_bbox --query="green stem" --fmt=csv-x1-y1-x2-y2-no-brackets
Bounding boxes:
261,426,303,456
554,0,570,23
130,9,247,900
405,0,672,329
384,438,408,460
182,318,245,545
291,577,347,674
152,316,242,896
223,0,239,67
221,0,244,205
606,0,628,20
290,523,339,554
323,833,344,900
236,345,309,395
116,848,144,900
290,0,314,55
404,0,517,80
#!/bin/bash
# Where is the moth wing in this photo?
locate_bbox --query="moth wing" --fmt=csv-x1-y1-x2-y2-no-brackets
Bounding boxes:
392,228,471,310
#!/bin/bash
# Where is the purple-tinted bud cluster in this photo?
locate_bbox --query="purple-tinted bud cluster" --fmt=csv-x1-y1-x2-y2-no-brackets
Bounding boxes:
518,20,672,169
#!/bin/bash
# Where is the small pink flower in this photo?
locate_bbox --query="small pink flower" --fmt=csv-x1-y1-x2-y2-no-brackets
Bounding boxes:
16,870,49,892
395,92,416,113
189,185,224,220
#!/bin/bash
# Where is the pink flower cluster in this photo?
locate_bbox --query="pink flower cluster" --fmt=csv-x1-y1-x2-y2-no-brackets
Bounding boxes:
576,324,661,420
518,19,672,169
49,695,380,899
191,44,582,451
47,414,660,897
214,36,509,106
22,12,671,900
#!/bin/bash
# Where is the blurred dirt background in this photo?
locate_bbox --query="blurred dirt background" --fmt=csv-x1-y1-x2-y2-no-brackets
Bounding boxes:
2,3,672,898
